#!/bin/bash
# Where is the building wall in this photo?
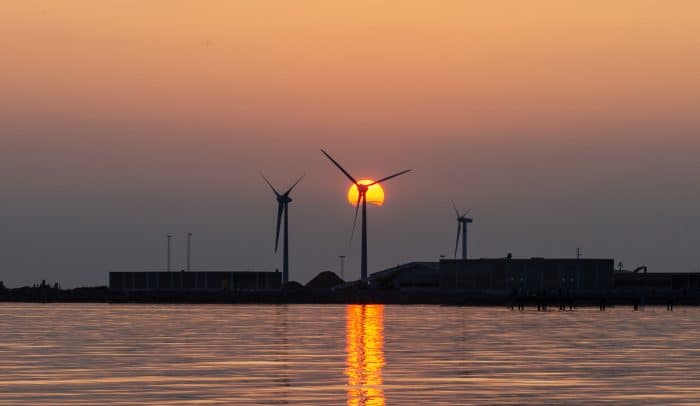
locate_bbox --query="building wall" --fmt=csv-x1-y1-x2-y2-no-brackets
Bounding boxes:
440,258,614,293
109,271,282,291
614,272,700,291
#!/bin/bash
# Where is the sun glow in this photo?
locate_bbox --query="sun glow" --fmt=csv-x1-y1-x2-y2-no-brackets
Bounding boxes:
347,180,385,206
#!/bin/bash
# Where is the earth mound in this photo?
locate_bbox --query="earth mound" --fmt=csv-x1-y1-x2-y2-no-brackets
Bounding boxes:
305,271,344,290
281,281,304,291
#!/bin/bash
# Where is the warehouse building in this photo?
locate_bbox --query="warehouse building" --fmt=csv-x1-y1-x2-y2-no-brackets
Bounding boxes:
614,271,700,293
109,271,282,292
368,262,440,291
370,258,615,295
439,258,614,293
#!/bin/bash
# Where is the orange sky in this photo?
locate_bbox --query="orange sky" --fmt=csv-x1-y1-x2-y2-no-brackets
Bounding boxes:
1,1,699,286
2,1,699,135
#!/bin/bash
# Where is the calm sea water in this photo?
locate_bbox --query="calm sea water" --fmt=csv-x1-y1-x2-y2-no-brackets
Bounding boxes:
1,304,699,405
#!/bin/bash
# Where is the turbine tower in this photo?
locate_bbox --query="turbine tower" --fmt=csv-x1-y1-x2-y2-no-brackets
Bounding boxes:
321,148,411,284
452,201,473,260
262,173,304,285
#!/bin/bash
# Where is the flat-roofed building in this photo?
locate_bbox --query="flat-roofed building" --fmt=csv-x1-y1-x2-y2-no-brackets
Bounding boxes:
369,258,614,295
369,262,439,291
109,271,282,292
614,271,700,293
440,258,614,294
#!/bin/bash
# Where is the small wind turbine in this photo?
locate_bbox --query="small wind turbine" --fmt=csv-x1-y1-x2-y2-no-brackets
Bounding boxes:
452,201,473,260
261,173,304,284
321,148,411,283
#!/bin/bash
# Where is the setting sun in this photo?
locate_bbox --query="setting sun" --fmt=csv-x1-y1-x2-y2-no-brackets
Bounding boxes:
347,180,384,206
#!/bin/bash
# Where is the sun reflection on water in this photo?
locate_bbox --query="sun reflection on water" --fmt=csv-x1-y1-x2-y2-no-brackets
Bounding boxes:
345,304,385,406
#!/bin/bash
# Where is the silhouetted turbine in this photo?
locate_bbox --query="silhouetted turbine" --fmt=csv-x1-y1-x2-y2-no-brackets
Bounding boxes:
452,201,473,260
261,173,304,284
321,148,410,283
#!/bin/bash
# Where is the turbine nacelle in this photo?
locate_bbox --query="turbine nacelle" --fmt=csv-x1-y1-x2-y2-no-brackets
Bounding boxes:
454,203,473,223
277,195,293,204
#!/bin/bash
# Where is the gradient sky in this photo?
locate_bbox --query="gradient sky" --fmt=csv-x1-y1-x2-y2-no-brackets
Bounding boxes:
1,1,699,287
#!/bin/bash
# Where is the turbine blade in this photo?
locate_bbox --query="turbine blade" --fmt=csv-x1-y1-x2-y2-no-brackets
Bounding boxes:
260,172,281,197
284,174,305,196
454,222,461,258
350,191,362,246
368,169,411,186
452,200,460,218
320,148,358,184
462,208,472,218
274,202,284,252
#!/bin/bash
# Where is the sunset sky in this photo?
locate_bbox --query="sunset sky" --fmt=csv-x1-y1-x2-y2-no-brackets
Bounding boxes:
1,1,699,286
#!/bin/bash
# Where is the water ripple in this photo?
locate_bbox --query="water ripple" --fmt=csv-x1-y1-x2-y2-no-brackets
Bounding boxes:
1,304,699,404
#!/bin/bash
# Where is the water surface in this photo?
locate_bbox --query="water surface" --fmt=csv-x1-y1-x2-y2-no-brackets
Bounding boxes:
1,304,699,404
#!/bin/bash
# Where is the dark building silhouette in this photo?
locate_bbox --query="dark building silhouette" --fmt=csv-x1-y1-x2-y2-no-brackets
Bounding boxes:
369,259,700,302
369,262,440,291
370,258,614,295
614,271,700,293
439,258,614,293
109,271,281,292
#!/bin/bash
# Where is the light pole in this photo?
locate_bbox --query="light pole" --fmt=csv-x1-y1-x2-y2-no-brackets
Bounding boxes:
339,255,346,280
167,235,172,272
186,232,192,271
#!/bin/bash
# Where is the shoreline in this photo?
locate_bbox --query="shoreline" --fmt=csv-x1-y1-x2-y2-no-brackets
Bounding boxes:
1,286,698,307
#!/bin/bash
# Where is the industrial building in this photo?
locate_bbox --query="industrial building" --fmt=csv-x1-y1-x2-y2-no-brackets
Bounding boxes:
614,271,700,294
109,271,282,292
369,258,700,301
439,258,614,293
368,262,440,291
370,258,615,295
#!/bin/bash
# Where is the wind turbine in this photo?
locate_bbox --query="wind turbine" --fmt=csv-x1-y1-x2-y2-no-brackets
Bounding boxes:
321,148,411,283
261,173,304,285
452,201,473,260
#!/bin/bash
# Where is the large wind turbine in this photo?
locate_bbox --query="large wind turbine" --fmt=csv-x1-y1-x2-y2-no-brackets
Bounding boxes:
261,173,304,284
452,201,473,260
321,148,411,283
